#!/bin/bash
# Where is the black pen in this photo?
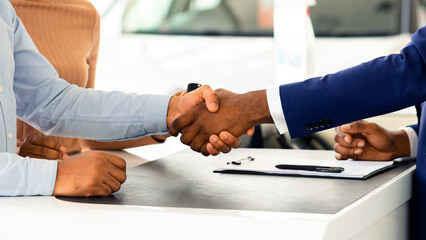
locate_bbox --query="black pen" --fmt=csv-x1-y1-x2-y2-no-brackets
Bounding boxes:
275,164,344,173
187,83,202,92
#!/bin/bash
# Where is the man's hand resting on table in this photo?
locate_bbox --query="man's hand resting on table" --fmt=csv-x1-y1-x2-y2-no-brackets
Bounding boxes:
18,136,68,160
53,151,126,197
334,120,411,160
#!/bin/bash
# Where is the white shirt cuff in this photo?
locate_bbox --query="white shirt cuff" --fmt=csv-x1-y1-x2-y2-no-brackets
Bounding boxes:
401,127,418,157
266,87,288,134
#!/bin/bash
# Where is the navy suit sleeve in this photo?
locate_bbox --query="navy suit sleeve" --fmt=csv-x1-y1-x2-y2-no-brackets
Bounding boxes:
280,26,426,138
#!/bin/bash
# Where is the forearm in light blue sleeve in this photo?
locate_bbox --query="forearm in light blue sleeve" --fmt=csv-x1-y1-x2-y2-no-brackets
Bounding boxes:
18,84,172,141
11,11,171,141
0,153,57,196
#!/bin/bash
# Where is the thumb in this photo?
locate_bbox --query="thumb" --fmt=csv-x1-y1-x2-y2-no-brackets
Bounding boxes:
193,85,219,112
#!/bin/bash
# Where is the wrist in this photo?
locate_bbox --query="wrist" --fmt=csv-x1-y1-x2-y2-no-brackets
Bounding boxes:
391,130,411,159
52,161,63,196
166,96,178,129
241,90,273,126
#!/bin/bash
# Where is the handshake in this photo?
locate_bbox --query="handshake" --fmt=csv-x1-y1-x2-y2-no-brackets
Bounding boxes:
166,86,273,156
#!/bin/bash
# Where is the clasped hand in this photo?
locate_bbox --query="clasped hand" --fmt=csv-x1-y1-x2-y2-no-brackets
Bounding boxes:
170,89,265,156
334,120,410,160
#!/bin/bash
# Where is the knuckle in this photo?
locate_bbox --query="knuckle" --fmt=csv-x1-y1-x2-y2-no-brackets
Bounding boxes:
113,184,121,193
40,147,48,155
90,189,103,197
190,143,200,152
222,147,231,154
116,172,126,183
216,142,227,151
93,159,105,168
180,135,191,145
201,85,211,91
213,140,225,149
87,178,99,187
202,151,209,157
222,137,234,146
209,92,218,99
210,150,219,156
230,141,240,149
101,189,111,197
171,121,179,132
333,143,339,151
334,135,340,142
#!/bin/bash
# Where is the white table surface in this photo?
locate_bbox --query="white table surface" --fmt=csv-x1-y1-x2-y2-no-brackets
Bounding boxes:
0,148,414,240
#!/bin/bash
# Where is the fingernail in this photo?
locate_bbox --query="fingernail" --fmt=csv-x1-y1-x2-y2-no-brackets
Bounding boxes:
335,153,341,159
342,124,351,130
344,137,351,143
210,136,217,143
357,142,365,147
221,134,228,141
210,103,218,111
63,154,69,160
60,146,67,152
354,149,362,155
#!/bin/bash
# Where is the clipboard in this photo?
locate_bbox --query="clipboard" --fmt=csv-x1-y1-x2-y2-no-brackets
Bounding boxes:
214,157,396,180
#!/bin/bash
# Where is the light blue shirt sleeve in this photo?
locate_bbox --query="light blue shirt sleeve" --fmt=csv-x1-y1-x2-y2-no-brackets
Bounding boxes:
0,1,171,196
0,154,57,196
12,13,171,140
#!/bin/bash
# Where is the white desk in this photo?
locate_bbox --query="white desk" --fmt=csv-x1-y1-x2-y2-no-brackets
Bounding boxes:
0,148,414,240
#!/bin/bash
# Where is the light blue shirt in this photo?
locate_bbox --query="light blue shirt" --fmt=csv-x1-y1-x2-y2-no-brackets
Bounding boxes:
0,1,171,196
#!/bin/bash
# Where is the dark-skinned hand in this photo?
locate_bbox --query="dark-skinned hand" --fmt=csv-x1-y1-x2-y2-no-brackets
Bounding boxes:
53,151,127,197
170,89,271,156
18,136,69,160
334,120,410,160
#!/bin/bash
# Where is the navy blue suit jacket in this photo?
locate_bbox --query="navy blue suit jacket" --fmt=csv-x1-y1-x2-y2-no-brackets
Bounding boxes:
280,26,426,239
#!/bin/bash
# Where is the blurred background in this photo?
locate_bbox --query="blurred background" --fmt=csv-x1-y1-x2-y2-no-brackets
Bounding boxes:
87,0,425,152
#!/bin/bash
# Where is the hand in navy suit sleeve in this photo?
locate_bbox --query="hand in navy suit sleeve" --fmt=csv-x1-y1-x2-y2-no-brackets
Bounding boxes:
334,120,411,160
